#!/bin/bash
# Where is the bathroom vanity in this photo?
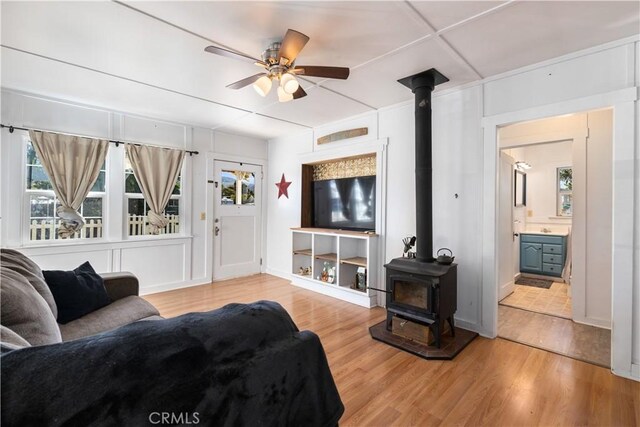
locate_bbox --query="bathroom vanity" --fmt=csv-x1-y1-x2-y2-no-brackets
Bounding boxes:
520,232,567,277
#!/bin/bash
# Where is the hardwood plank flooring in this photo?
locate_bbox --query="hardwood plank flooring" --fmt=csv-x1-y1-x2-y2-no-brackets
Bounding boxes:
144,274,640,426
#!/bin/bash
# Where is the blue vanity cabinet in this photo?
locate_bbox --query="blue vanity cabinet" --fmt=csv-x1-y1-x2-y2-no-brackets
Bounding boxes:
520,234,567,277
520,242,543,273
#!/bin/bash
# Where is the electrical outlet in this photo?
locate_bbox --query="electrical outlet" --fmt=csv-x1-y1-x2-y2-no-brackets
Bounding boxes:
200,212,206,220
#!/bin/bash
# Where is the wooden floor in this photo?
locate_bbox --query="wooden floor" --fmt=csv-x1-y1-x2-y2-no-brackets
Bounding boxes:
144,274,640,427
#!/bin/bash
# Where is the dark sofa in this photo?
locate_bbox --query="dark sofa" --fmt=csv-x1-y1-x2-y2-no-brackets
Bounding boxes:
0,250,344,426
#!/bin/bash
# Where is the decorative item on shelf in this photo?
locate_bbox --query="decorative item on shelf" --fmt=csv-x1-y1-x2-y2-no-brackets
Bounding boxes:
303,267,311,276
312,154,376,181
317,127,368,145
327,266,335,284
402,236,417,259
321,262,330,282
355,267,366,291
298,267,305,275
276,173,292,199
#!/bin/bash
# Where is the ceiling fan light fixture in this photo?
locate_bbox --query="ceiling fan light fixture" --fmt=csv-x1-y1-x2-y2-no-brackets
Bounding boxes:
277,86,294,103
280,73,299,95
253,76,272,97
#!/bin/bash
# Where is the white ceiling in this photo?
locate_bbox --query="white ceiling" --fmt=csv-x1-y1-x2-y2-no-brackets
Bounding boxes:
1,1,638,140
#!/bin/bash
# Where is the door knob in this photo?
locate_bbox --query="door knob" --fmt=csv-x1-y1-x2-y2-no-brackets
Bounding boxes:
215,226,220,236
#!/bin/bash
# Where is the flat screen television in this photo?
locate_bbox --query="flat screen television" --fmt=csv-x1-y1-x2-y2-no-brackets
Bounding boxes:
313,175,376,231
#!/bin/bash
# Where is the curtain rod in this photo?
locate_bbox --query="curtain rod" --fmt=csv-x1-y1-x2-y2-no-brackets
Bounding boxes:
0,124,199,156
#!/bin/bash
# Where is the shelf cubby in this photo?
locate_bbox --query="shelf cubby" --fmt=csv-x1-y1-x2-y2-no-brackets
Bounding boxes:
291,228,378,308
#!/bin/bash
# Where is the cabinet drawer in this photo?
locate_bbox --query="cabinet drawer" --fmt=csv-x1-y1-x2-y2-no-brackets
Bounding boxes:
521,234,564,245
543,254,562,264
543,263,562,275
543,244,563,255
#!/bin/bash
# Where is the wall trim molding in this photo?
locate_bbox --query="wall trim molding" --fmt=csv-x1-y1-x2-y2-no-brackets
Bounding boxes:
140,278,211,296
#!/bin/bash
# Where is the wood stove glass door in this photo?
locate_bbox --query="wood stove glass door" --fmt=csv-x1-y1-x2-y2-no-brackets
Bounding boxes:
388,273,435,315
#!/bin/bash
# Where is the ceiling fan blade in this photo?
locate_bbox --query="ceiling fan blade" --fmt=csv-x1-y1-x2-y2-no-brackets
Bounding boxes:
293,66,350,80
277,29,310,64
292,86,307,100
205,45,267,67
226,73,266,89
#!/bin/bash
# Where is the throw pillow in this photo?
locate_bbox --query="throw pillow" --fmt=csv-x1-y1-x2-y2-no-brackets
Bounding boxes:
0,267,62,346
43,262,111,324
1,249,58,319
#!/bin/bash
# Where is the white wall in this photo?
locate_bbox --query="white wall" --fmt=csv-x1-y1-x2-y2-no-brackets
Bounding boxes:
266,86,484,331
265,37,639,380
517,141,573,228
0,89,268,293
264,129,313,278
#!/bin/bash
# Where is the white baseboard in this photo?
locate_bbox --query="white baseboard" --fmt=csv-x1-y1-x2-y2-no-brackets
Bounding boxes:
453,317,484,336
140,278,211,296
572,316,611,330
265,267,292,280
612,363,640,382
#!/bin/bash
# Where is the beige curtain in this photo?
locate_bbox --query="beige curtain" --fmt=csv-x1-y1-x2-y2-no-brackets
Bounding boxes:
126,144,185,234
29,130,109,238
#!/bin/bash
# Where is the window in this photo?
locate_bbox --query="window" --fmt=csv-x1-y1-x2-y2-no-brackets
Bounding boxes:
221,170,255,205
557,167,572,216
25,142,105,241
125,153,181,236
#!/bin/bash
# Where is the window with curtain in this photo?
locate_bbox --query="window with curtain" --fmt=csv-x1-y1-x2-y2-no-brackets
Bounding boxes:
25,140,105,241
124,152,181,236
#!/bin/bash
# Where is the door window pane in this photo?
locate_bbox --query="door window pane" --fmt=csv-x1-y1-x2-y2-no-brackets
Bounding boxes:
221,170,255,205
221,170,237,205
241,173,255,205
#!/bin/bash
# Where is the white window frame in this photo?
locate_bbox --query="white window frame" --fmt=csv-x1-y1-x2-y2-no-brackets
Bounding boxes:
22,138,107,245
556,166,573,217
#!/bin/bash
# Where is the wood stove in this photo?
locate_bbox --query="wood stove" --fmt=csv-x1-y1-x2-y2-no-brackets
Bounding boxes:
382,68,457,348
385,258,456,348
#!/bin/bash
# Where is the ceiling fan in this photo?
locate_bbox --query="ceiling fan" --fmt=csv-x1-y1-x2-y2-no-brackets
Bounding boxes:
204,29,350,102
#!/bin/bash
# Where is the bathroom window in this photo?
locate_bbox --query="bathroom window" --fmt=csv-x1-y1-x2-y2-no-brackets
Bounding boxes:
557,167,572,216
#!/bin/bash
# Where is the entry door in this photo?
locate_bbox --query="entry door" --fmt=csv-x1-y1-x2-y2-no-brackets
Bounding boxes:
498,152,516,301
213,160,262,281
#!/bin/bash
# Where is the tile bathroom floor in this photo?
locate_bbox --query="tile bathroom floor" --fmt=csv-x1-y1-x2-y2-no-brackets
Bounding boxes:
500,281,572,319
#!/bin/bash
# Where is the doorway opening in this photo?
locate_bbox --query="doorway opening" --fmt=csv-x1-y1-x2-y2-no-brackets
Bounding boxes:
496,109,612,368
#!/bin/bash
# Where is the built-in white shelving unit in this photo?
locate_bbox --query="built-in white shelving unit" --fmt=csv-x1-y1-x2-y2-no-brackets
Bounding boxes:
291,228,378,308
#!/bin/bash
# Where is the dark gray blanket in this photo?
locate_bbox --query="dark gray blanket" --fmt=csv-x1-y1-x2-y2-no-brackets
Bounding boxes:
1,301,344,426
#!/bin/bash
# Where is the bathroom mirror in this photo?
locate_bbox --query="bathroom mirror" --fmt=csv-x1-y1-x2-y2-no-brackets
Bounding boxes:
514,170,526,207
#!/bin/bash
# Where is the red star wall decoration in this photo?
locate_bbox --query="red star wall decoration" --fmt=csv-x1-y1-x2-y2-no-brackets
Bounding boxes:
276,173,292,199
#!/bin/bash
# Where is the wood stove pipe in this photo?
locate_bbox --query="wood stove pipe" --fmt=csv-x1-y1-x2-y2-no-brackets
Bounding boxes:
398,69,449,262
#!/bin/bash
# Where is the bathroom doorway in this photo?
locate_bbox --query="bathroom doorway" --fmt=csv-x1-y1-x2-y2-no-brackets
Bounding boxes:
495,109,613,368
